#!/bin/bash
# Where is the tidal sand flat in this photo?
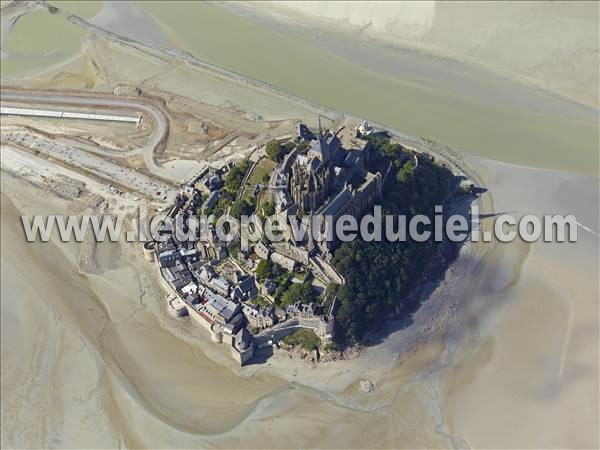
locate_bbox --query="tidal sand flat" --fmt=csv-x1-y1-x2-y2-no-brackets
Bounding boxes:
90,0,174,50
241,1,599,109
433,158,599,448
1,9,86,77
2,152,597,448
1,1,598,448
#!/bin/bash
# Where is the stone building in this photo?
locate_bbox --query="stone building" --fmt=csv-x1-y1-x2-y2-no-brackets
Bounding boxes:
270,251,297,272
269,123,384,254
286,301,318,319
290,153,333,214
243,304,276,330
231,328,254,366
254,241,271,260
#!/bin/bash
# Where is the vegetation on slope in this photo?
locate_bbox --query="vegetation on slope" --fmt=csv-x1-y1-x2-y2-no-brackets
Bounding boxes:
280,281,316,307
283,329,321,351
266,139,300,163
224,159,251,194
332,137,454,344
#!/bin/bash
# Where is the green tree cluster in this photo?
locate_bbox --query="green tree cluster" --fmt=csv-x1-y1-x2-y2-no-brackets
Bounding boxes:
332,136,454,344
281,281,315,307
259,201,275,218
397,158,416,183
266,140,297,162
283,329,321,351
224,160,251,194
230,198,255,219
207,196,231,218
273,273,293,303
265,140,286,162
255,258,273,282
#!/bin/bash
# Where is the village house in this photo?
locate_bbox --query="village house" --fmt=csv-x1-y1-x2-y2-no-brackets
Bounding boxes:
270,251,296,271
286,301,318,319
242,304,276,330
201,289,241,326
254,241,271,260
231,275,258,302
261,278,277,296
180,282,198,297
202,190,220,212
209,276,230,296
158,248,178,268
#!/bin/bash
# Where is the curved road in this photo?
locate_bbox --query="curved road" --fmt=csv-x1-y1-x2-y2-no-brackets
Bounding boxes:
0,90,172,178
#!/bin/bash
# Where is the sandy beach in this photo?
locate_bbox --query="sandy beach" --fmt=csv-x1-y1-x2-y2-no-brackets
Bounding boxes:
1,1,598,448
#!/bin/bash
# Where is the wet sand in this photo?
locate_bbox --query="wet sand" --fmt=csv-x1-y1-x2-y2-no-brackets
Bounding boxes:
2,146,597,448
436,158,599,448
238,1,599,109
1,2,599,447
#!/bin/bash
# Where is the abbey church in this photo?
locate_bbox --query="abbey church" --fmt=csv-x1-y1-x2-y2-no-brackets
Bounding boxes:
270,120,385,254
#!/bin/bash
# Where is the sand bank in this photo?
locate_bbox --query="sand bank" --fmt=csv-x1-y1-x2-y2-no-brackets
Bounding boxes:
2,142,597,447
239,1,599,110
1,2,597,446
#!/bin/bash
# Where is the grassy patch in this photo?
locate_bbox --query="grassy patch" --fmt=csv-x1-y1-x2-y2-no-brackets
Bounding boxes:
251,296,272,308
247,158,276,186
241,158,276,204
283,329,321,351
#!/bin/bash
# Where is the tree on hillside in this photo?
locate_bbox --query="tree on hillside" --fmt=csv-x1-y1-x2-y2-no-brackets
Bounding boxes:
283,329,321,351
230,198,255,219
255,259,273,282
224,160,251,194
273,273,293,302
266,140,286,162
397,158,416,183
281,281,315,307
331,135,454,344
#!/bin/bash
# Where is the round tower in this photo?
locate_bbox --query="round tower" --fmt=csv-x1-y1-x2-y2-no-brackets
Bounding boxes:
143,241,156,262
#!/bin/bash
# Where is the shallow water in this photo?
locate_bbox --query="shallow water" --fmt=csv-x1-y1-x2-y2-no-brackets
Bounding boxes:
1,2,103,77
140,1,598,175
1,10,85,77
